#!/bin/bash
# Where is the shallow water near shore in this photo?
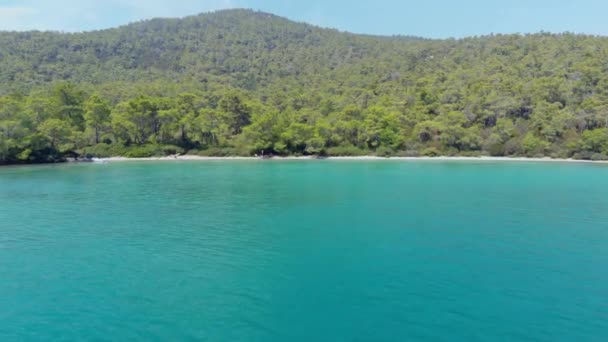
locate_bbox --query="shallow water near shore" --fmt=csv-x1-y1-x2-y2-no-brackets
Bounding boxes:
1,160,608,341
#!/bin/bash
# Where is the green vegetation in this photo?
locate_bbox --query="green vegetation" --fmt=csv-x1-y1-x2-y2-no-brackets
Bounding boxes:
2,9,608,164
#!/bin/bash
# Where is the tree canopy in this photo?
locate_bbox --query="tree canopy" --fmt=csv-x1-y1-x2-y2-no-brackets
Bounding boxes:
2,9,608,163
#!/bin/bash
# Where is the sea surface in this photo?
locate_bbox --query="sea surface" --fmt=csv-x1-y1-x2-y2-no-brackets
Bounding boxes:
1,160,607,341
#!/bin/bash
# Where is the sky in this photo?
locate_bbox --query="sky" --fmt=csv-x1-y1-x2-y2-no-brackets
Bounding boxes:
0,0,606,38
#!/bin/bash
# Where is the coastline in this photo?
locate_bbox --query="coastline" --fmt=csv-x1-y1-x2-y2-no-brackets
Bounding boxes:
89,155,608,164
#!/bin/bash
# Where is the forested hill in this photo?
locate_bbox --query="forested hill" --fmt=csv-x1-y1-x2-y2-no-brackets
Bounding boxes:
2,9,608,164
0,9,426,92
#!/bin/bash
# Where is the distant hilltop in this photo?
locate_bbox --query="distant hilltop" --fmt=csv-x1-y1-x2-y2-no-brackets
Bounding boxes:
0,8,602,93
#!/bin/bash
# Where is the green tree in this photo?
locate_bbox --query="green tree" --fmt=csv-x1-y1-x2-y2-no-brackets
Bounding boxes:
39,119,72,149
111,97,160,144
84,94,111,144
219,92,251,135
521,133,550,155
580,129,608,153
54,83,85,129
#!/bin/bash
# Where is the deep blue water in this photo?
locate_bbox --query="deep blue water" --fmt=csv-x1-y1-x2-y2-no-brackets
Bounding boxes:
1,160,608,341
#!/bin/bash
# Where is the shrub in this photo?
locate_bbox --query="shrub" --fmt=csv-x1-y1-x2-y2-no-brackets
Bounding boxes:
487,142,505,156
572,151,594,160
591,153,608,161
393,150,420,157
503,138,522,156
123,145,159,158
374,146,394,157
194,147,246,157
444,148,459,157
120,144,184,158
421,147,441,157
460,150,483,157
549,149,570,159
159,145,185,156
521,133,550,156
78,144,127,158
580,128,608,153
325,145,368,156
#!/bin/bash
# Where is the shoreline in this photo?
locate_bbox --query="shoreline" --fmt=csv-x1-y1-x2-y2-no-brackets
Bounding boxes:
88,155,608,164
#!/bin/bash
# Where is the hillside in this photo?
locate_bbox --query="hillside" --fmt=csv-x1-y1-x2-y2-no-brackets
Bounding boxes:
2,9,608,163
0,9,424,92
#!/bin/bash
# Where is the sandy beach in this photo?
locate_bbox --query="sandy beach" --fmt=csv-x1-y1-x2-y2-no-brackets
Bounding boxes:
91,155,608,164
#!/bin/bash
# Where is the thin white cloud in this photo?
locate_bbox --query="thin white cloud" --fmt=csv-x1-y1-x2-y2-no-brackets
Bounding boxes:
0,0,238,31
0,6,36,30
0,6,33,16
120,0,237,17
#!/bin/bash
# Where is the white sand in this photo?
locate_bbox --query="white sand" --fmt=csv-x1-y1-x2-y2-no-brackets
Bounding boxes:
91,155,608,164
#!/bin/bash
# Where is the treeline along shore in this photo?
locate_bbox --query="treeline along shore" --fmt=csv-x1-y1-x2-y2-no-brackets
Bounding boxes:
3,10,608,165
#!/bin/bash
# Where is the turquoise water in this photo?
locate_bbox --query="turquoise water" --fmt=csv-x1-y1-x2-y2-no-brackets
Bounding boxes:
1,161,608,341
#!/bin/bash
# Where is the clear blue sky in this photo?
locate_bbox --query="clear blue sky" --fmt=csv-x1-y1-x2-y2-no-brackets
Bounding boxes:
0,0,606,38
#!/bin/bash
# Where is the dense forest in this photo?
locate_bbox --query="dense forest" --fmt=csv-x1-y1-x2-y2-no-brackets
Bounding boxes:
2,9,608,164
